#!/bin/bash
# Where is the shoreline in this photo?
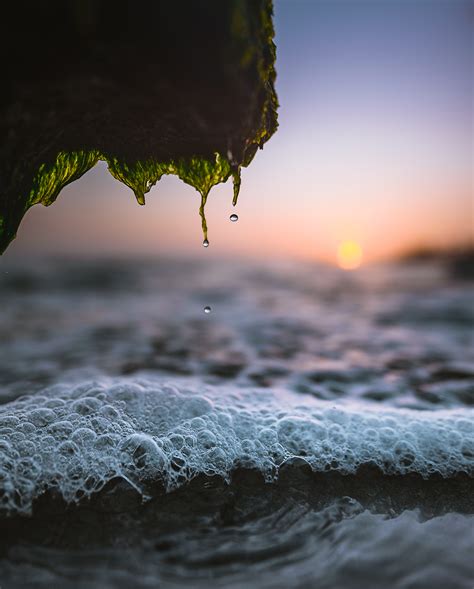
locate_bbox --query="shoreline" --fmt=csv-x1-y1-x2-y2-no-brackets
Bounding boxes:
2,465,473,554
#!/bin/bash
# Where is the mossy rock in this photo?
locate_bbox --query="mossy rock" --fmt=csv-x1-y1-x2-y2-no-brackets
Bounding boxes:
0,0,278,251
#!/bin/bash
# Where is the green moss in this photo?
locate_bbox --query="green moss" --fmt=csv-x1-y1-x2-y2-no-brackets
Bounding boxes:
28,151,100,208
106,158,172,206
231,0,278,166
106,153,234,241
0,0,277,253
172,153,233,241
0,151,100,251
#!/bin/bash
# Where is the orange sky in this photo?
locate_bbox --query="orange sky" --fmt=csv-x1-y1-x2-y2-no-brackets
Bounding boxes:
3,0,473,267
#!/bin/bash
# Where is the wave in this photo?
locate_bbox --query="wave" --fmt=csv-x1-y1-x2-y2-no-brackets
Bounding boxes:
0,377,472,515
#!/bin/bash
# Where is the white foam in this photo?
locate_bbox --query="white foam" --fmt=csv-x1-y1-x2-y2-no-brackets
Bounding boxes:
0,378,472,514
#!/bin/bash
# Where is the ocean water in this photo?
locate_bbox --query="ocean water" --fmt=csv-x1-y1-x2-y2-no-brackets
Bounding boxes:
0,257,473,588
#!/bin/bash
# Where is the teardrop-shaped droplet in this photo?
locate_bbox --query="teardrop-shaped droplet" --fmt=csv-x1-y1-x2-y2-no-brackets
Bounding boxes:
204,306,211,314
230,214,239,222
202,239,209,248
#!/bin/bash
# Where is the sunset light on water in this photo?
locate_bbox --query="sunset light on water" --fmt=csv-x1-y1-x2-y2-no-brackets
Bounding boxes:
1,2,472,587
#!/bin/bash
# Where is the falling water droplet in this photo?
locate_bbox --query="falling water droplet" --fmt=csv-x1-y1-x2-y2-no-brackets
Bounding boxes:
204,306,211,314
230,214,239,222
202,239,209,248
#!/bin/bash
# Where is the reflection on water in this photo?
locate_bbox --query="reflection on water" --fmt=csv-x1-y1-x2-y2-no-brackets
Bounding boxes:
0,257,472,408
3,494,473,589
0,256,472,588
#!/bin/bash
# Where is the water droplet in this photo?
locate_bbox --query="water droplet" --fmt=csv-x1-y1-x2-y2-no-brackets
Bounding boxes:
230,214,239,222
204,306,211,314
202,239,209,248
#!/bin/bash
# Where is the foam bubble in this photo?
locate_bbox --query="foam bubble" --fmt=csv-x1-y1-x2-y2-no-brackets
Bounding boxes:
0,378,472,514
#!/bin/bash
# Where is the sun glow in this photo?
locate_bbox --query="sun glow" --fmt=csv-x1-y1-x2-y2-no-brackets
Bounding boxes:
337,240,363,270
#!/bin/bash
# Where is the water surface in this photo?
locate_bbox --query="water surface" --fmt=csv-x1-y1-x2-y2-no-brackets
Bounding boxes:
0,257,472,588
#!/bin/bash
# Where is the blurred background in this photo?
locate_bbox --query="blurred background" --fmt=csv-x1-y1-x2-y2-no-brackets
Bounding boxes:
0,0,472,406
2,0,472,269
1,5,473,587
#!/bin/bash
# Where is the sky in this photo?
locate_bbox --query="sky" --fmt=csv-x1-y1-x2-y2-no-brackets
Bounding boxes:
5,0,473,267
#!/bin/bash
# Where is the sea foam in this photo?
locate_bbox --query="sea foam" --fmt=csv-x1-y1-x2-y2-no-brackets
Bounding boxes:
0,378,472,514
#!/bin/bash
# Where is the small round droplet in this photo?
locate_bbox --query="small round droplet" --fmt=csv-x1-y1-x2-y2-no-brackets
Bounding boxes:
204,306,211,314
230,214,239,222
202,239,209,248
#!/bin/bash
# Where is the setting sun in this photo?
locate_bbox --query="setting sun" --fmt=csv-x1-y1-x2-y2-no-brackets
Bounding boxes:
337,240,363,270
